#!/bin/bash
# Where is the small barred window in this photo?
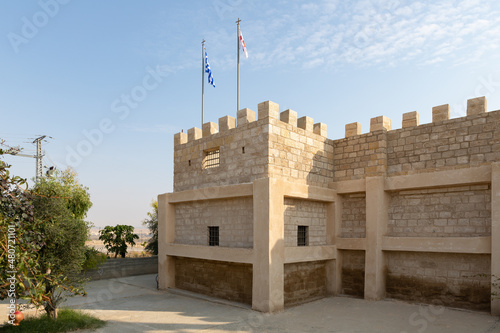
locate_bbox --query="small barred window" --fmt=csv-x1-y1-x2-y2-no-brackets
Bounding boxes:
297,225,308,246
203,149,220,169
208,226,219,246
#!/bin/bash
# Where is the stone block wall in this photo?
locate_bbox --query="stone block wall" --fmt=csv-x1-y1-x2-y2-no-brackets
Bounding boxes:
268,118,334,188
386,252,491,311
174,257,253,305
163,97,500,314
341,250,365,297
333,106,500,182
334,131,388,181
174,101,331,192
387,112,500,176
175,197,253,248
174,119,269,192
340,193,366,238
388,185,491,237
284,261,327,307
284,198,327,247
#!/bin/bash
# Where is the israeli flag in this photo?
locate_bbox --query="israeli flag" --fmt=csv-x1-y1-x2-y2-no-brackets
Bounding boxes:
205,52,215,87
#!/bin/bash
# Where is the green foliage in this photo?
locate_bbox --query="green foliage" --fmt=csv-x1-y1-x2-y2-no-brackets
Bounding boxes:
30,168,93,318
0,146,46,310
99,225,139,258
82,246,107,270
142,200,158,255
0,308,106,332
1,146,94,319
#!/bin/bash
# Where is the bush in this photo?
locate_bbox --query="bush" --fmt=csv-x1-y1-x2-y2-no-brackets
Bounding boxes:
82,246,107,270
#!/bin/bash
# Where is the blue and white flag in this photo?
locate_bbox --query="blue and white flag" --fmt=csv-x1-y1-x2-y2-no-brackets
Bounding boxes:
205,51,215,87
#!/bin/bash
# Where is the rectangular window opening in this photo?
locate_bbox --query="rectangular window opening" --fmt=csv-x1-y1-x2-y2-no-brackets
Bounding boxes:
208,226,219,246
203,148,220,169
297,225,308,246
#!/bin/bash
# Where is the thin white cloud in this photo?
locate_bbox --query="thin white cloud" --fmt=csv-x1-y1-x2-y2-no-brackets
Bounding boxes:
239,0,500,70
147,0,500,72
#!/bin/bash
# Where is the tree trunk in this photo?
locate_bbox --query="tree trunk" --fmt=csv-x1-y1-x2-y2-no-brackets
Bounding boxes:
44,284,58,320
44,302,58,320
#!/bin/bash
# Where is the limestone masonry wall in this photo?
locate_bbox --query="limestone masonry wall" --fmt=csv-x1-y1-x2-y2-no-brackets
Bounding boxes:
340,193,366,238
388,185,491,237
175,197,253,248
174,119,269,192
386,112,500,176
284,198,327,247
334,131,388,181
386,252,491,311
163,96,500,315
284,261,327,307
173,101,330,192
333,97,500,181
341,250,365,297
175,257,253,305
268,117,333,188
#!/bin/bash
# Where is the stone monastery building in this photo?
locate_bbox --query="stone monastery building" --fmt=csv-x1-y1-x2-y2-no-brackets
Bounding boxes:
158,96,500,315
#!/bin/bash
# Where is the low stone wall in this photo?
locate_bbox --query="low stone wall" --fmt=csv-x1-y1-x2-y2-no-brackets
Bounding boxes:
284,261,327,307
85,256,158,280
386,252,491,311
341,250,365,297
174,257,253,305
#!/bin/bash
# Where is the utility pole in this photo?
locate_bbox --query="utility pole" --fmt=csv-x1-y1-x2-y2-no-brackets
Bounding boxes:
33,136,46,182
7,136,47,182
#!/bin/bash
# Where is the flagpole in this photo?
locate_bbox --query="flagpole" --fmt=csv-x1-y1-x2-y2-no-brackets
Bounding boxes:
202,39,205,127
236,18,241,112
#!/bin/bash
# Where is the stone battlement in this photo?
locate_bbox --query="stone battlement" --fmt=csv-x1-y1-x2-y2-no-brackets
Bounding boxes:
344,96,487,138
174,100,328,147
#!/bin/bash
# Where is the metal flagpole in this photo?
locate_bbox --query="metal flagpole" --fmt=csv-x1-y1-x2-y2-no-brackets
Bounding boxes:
236,18,241,112
202,39,205,127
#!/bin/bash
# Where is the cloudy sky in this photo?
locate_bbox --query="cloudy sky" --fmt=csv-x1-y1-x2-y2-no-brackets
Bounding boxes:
1,0,500,227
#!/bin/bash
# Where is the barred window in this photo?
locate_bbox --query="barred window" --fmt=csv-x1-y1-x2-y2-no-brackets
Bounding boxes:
208,226,219,246
203,148,220,169
297,225,308,246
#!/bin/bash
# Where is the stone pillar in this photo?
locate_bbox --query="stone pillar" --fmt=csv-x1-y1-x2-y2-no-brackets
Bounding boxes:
325,201,337,295
252,177,285,312
333,195,343,294
158,193,176,290
492,162,500,315
364,177,388,300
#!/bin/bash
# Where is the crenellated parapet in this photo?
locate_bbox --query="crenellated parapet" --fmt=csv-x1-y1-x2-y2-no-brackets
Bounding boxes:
344,96,489,138
174,100,328,148
173,100,332,192
335,96,499,182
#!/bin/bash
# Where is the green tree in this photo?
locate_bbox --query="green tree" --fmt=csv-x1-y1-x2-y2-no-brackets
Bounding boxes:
99,225,139,258
0,145,46,320
0,145,93,320
142,200,158,255
30,168,93,319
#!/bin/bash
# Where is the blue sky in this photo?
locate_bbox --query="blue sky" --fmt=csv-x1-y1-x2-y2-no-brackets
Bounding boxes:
1,0,500,228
